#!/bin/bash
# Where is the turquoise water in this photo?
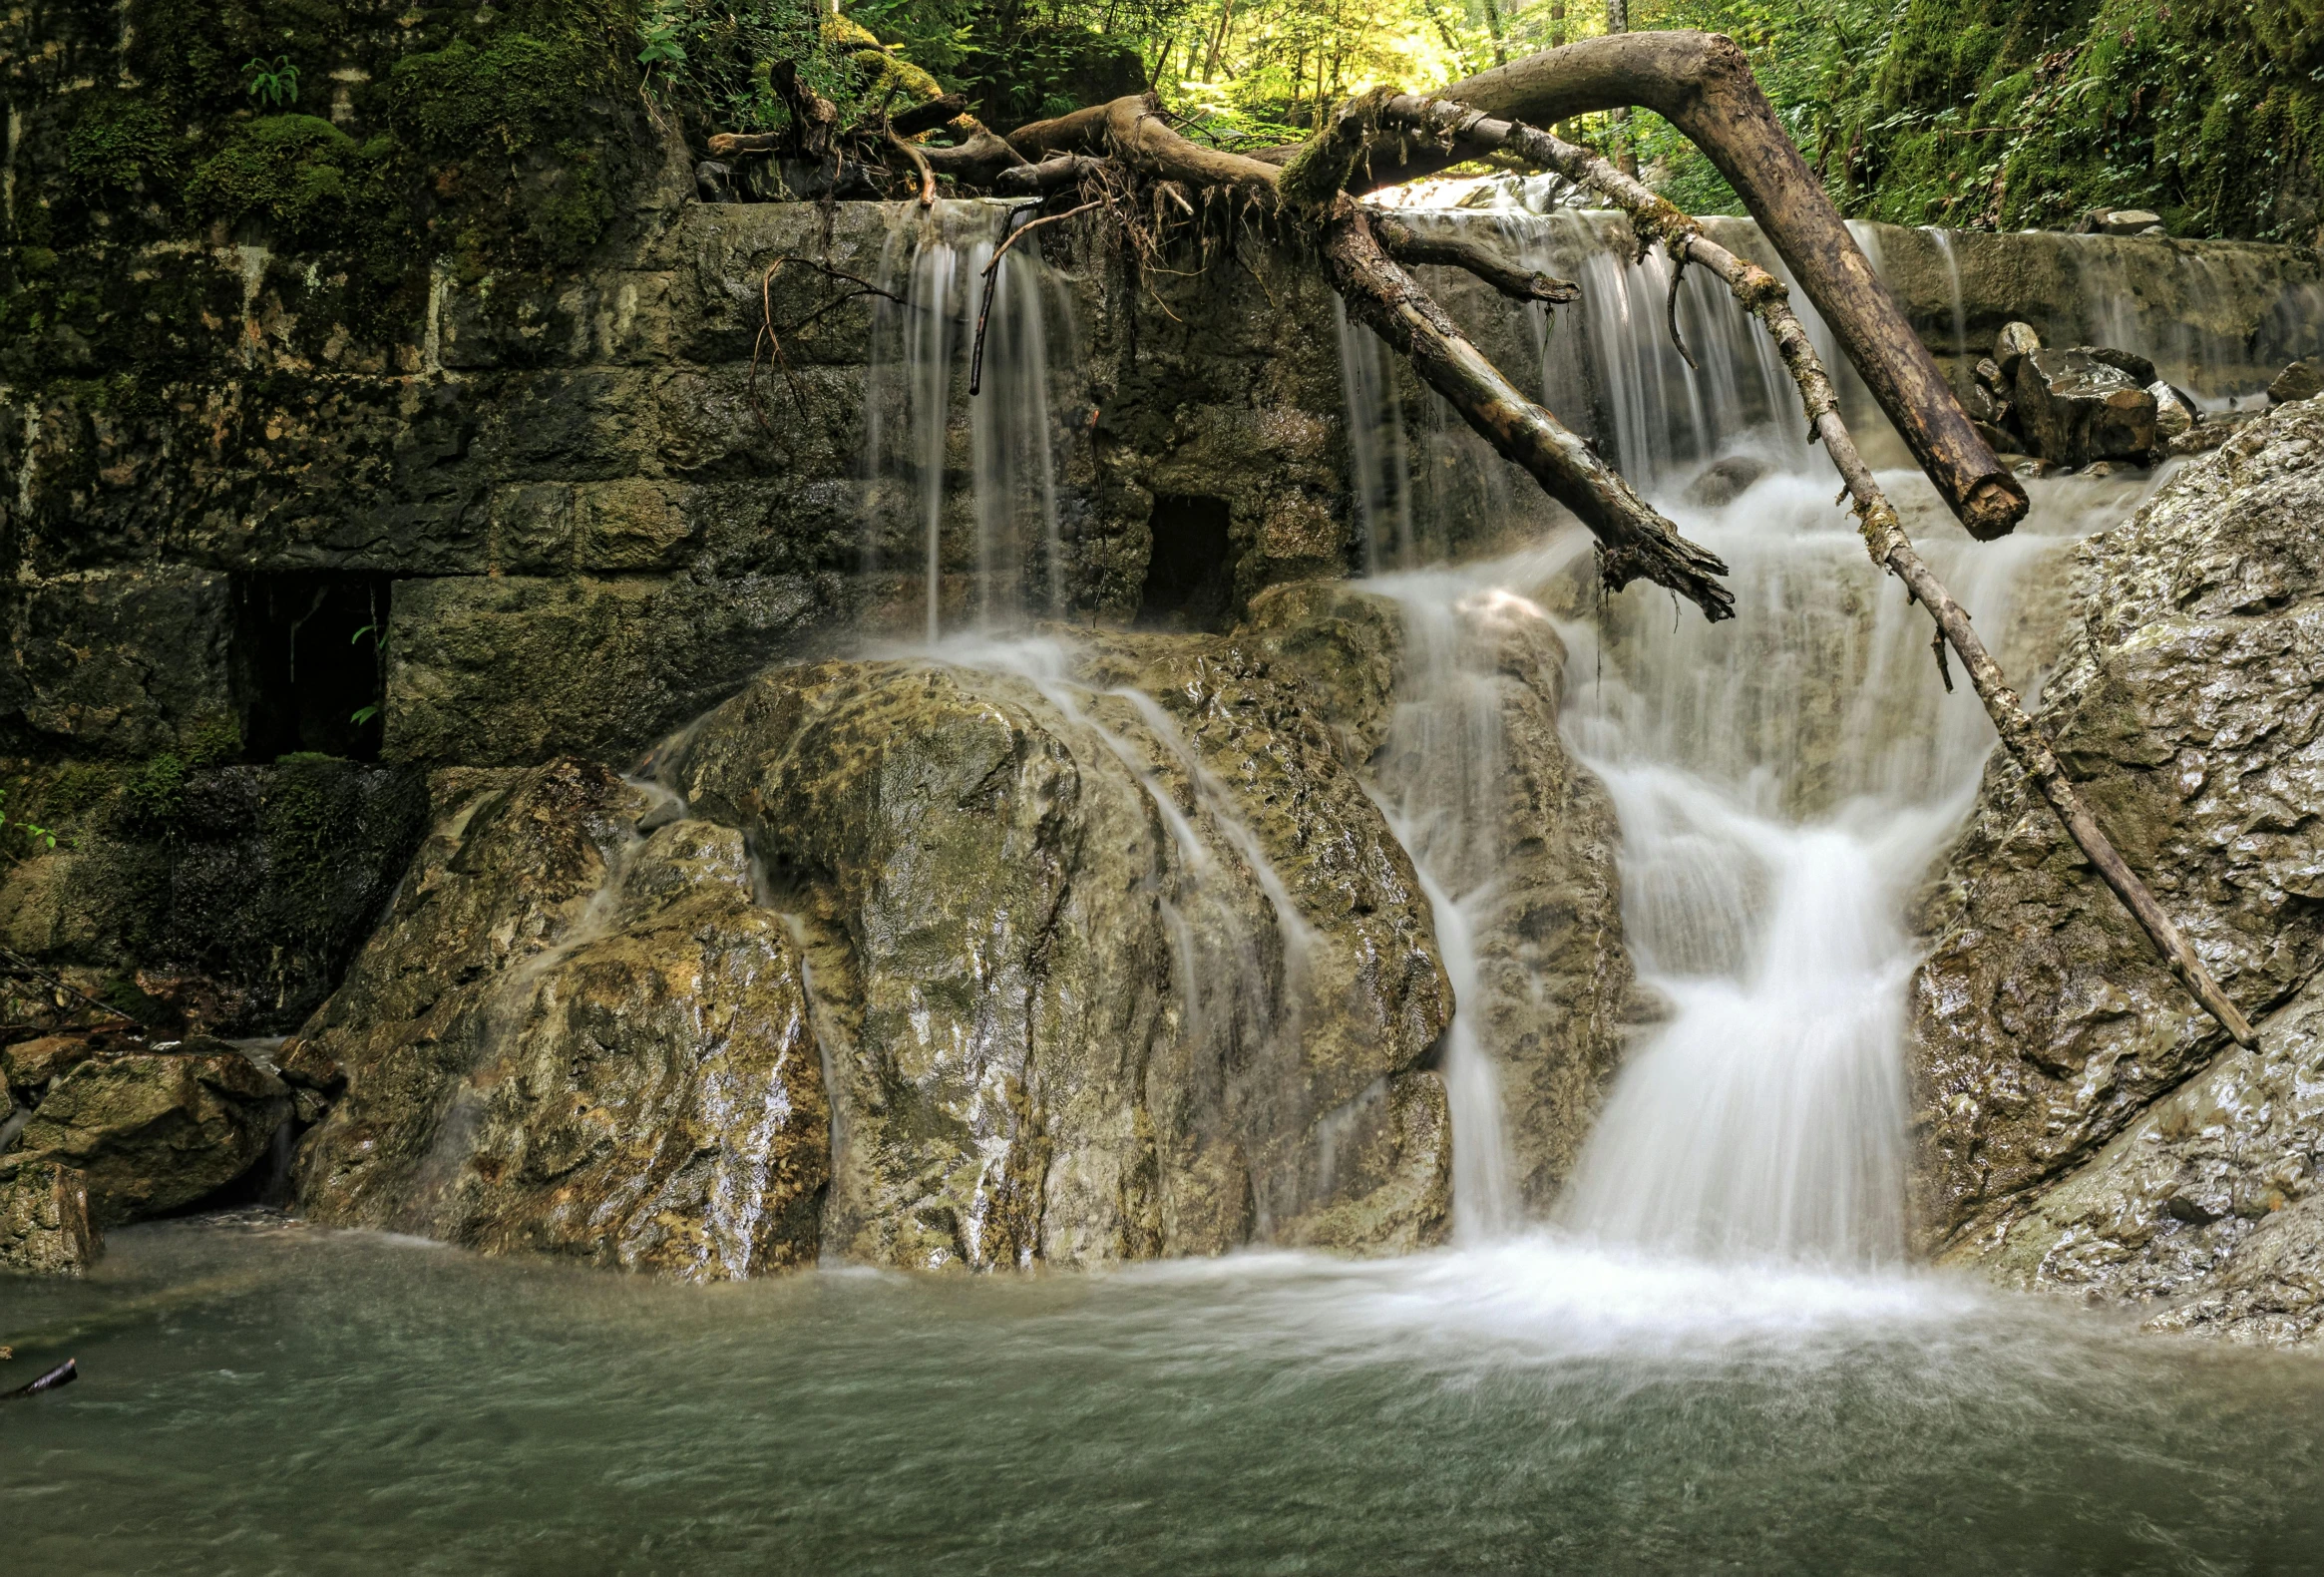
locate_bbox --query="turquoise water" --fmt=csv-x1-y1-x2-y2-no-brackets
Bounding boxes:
6,1212,2323,1574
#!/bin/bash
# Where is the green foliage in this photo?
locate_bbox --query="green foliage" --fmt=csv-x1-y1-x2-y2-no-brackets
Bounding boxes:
244,55,302,108
188,115,371,245
65,98,187,194
638,0,863,133
1635,0,2324,239
0,789,60,852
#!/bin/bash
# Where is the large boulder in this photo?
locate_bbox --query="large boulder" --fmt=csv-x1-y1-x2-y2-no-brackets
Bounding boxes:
1974,973,2324,1341
673,634,1452,1270
0,1158,100,1275
2010,348,2158,466
1913,402,2324,1286
291,761,829,1281
12,1042,289,1225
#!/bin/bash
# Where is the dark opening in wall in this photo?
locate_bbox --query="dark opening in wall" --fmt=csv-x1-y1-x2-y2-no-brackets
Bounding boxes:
230,574,395,762
1138,495,1234,630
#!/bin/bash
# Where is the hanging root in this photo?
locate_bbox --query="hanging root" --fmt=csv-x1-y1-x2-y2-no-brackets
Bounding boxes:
969,200,1098,395
1664,255,1698,371
1372,92,2254,1047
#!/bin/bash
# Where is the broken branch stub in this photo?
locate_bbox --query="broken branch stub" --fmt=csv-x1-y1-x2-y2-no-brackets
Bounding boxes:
1374,91,2252,1047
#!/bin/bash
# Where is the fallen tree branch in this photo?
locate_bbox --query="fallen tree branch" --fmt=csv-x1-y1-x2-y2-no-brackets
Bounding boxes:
1368,210,1582,305
2,1359,77,1400
890,94,970,139
1385,92,2254,1046
990,92,1734,618
919,124,1032,185
1362,34,2027,541
994,155,1108,197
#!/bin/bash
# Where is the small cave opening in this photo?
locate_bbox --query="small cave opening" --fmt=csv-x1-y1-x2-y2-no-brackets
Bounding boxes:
1138,495,1235,630
230,573,396,762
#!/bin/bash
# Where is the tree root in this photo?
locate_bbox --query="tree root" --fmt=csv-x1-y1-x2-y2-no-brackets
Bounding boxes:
983,92,1735,619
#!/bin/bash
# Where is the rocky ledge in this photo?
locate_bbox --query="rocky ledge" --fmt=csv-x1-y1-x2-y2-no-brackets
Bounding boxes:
1913,397,2324,1341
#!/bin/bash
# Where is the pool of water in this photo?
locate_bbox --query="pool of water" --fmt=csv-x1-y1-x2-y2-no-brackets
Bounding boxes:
6,1214,2322,1574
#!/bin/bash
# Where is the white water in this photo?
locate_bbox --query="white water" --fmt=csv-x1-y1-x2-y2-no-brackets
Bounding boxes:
1340,209,2152,1265
864,203,1076,636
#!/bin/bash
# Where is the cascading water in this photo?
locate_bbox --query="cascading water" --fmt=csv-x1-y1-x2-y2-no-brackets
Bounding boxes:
863,203,1076,636
1342,206,2148,1264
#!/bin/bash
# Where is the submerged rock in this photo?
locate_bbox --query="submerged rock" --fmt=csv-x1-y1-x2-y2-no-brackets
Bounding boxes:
14,1042,288,1226
0,1158,100,1275
1913,401,2324,1302
292,761,829,1280
1682,455,1772,509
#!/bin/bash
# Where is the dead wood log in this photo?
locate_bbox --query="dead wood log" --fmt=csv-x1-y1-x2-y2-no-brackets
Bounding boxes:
1369,210,1581,305
993,154,1109,197
988,93,1735,619
1361,33,2027,542
890,94,971,139
1385,93,2253,1045
919,125,1032,185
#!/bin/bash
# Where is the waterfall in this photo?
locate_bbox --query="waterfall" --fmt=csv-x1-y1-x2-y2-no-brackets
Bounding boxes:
1337,208,2122,1265
863,203,1076,637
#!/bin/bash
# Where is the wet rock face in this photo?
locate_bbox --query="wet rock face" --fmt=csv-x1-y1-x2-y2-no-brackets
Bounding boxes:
0,1159,99,1276
1975,974,2324,1341
291,761,829,1281
1913,401,2324,1268
14,1042,289,1226
673,627,1452,1270
1250,581,1632,1209
0,759,429,1037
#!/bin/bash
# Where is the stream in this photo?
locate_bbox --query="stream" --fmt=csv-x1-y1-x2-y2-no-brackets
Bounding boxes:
7,203,2319,1573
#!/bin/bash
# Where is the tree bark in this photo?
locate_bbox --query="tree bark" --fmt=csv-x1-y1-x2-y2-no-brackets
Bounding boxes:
1360,33,2027,541
919,125,1032,185
1370,211,1582,305
1322,208,1733,616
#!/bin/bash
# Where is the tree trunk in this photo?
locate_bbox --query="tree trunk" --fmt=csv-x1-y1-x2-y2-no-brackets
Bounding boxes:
1361,32,2027,540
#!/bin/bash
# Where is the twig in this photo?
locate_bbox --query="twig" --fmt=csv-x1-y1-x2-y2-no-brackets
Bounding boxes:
0,946,135,1023
747,256,911,436
969,201,1097,396
1379,92,2257,1047
1664,253,1698,370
